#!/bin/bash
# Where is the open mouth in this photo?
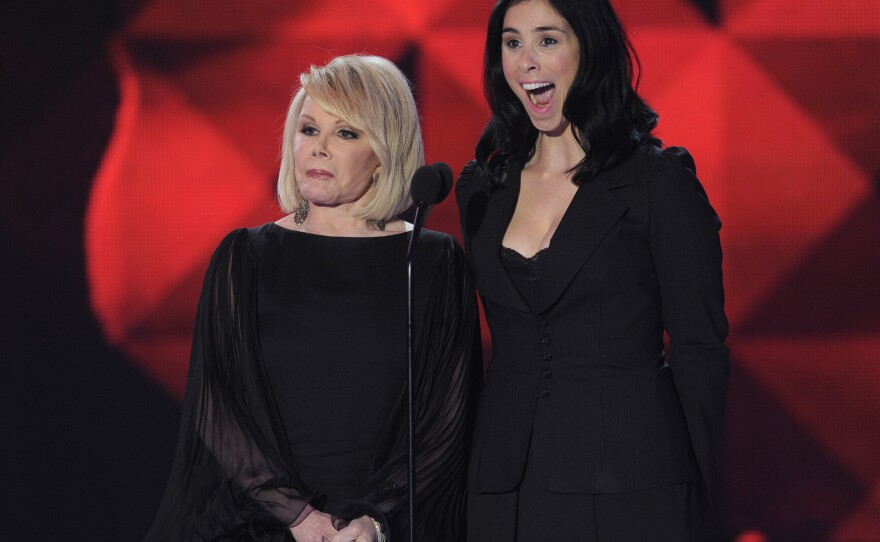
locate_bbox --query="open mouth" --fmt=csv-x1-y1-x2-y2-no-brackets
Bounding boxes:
522,82,555,106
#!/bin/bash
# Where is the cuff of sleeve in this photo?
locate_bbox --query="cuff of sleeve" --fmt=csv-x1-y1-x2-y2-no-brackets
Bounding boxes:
327,499,388,534
290,504,316,528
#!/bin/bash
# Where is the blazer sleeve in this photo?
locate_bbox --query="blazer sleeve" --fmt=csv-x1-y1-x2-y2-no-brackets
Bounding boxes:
145,229,310,542
647,148,730,513
455,160,482,252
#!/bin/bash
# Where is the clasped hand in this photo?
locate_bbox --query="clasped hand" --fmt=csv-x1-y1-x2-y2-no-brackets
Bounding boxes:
290,510,378,542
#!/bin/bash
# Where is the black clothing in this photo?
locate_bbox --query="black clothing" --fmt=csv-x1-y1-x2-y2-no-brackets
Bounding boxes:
499,246,545,314
468,469,701,541
145,225,481,542
256,225,409,504
457,145,729,540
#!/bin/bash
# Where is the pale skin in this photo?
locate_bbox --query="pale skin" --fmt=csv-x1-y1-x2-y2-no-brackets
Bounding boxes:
290,511,378,542
289,510,338,542
499,0,584,257
276,95,406,238
279,95,388,541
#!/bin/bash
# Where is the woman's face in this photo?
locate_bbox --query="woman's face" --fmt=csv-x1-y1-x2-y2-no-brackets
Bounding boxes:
501,0,580,135
293,96,380,209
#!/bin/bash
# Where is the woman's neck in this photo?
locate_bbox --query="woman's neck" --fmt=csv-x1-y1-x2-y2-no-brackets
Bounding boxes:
278,203,403,237
528,123,586,178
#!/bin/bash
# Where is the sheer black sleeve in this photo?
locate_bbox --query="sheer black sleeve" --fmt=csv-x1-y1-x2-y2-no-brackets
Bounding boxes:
328,232,481,542
145,229,310,542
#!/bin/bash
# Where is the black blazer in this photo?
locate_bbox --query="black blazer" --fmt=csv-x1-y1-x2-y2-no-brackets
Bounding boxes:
456,145,729,498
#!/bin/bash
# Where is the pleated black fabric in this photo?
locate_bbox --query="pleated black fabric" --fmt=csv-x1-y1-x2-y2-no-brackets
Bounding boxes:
144,225,481,542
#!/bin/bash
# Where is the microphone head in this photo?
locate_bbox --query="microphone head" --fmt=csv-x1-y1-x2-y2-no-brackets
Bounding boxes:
431,162,453,204
410,164,443,205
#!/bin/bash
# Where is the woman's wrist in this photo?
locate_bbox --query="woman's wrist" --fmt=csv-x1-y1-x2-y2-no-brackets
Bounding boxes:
289,504,316,527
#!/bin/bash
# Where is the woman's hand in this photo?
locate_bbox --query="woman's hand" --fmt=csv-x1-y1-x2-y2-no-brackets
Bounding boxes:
289,510,338,542
330,515,379,542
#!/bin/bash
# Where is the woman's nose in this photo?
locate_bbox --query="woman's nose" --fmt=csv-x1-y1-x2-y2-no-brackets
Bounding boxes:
520,45,538,72
311,138,329,157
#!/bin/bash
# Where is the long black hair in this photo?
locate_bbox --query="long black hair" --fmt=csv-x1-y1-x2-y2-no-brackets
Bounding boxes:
476,0,661,184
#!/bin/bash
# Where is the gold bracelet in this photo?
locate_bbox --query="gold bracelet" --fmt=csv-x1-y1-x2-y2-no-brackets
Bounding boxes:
368,516,387,542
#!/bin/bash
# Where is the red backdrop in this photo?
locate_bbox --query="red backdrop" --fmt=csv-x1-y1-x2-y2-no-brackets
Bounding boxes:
82,0,880,539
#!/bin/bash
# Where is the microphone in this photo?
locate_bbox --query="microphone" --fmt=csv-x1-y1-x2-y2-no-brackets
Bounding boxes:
403,160,452,542
410,162,452,206
431,162,453,204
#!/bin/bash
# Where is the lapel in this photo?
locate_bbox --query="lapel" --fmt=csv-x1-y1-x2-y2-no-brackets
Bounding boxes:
537,152,639,313
468,162,531,313
468,150,641,315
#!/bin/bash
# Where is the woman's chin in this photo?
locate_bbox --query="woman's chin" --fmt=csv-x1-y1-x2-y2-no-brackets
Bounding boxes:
529,115,568,136
520,102,566,135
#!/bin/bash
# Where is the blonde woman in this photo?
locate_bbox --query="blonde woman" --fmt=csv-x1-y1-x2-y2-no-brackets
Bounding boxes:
146,55,480,542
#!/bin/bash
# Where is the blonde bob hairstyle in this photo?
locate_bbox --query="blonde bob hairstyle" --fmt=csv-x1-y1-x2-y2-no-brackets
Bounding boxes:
277,55,424,222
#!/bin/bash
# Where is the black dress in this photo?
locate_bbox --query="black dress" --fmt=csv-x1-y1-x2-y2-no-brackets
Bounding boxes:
144,224,481,542
256,225,410,506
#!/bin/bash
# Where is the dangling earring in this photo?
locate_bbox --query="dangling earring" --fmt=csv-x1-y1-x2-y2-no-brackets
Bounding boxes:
293,197,309,225
370,169,384,230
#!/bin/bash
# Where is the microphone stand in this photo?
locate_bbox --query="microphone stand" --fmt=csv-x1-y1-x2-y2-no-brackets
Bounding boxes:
404,200,429,542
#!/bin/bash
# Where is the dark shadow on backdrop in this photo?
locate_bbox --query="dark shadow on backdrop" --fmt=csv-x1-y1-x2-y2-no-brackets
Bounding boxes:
1,1,179,540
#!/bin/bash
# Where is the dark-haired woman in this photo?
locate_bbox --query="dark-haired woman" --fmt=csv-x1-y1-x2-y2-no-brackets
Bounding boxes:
456,0,729,540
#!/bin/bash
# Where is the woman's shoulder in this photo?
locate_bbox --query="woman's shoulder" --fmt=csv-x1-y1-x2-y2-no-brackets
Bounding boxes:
212,223,275,248
416,229,470,291
458,160,480,182
207,224,286,253
207,225,273,267
631,144,695,175
455,159,499,203
633,145,706,196
455,160,480,201
455,159,515,242
211,227,251,254
419,228,462,254
417,229,467,270
245,221,282,240
197,228,255,287
634,145,719,221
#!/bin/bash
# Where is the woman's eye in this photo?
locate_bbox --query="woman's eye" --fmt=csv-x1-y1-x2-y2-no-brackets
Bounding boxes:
338,129,359,139
540,36,558,46
504,38,521,49
300,125,318,135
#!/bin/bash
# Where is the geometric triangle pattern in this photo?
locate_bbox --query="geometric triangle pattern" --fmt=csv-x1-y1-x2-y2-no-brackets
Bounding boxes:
83,0,880,539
